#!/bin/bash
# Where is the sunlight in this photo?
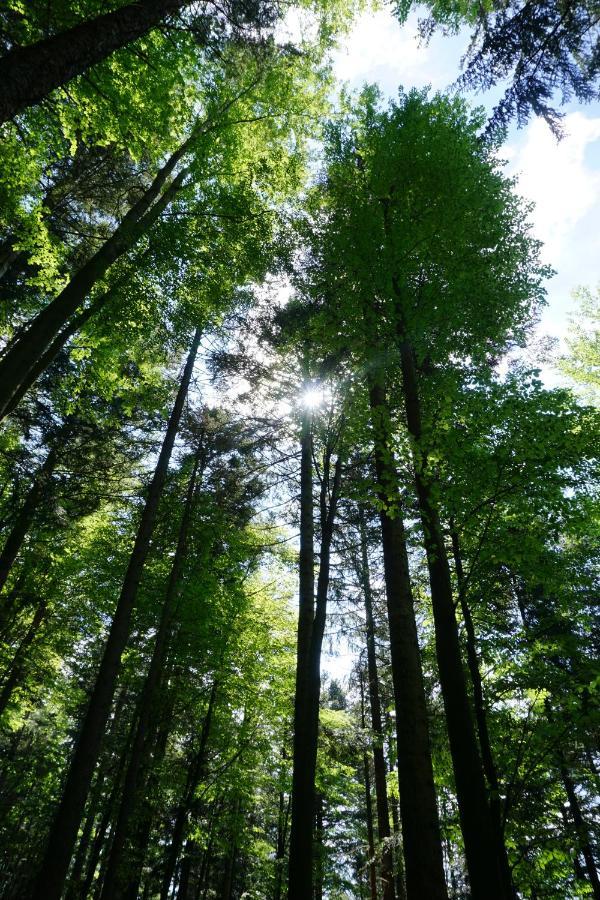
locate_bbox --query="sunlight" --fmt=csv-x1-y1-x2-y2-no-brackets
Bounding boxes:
301,387,324,409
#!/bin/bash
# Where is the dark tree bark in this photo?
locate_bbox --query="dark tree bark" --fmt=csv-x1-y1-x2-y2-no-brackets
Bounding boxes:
0,0,192,124
160,679,218,900
274,786,290,900
288,406,342,900
0,600,47,716
358,507,396,900
32,327,202,900
450,528,516,898
288,404,316,898
559,760,600,899
368,376,448,900
101,450,202,899
394,328,506,899
517,593,600,899
0,284,120,422
123,686,177,900
360,672,379,900
0,446,57,593
0,142,191,421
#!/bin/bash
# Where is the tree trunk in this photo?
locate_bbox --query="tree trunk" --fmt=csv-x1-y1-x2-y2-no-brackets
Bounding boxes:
274,787,290,900
358,507,396,900
360,672,379,900
0,0,192,123
123,686,177,900
559,760,600,899
0,446,57,593
394,324,506,899
0,285,118,421
368,376,447,900
160,679,218,900
0,145,190,420
450,527,515,898
0,600,47,716
101,450,202,899
288,405,342,900
288,404,317,899
32,327,202,900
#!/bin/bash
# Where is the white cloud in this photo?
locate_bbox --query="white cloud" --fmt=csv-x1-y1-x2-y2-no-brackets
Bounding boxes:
508,113,600,266
332,8,466,94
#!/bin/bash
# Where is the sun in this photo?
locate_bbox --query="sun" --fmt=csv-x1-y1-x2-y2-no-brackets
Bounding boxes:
301,387,323,409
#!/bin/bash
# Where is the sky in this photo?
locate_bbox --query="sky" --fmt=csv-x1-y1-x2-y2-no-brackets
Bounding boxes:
331,7,600,344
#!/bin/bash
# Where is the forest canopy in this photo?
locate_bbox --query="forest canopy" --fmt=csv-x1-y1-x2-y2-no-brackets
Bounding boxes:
0,1,598,899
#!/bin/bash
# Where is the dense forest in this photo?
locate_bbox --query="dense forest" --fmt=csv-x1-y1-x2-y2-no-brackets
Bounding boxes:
0,1,598,898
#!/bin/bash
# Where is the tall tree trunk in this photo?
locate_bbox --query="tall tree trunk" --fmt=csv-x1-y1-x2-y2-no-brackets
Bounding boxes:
288,403,317,898
0,284,120,422
0,446,57,593
101,450,202,899
160,678,218,900
358,507,396,900
368,376,448,900
274,787,290,900
0,145,190,420
393,322,506,899
32,327,202,900
360,672,379,900
559,760,600,899
314,792,325,900
288,404,342,900
450,527,515,898
0,0,192,123
0,600,47,716
123,685,177,900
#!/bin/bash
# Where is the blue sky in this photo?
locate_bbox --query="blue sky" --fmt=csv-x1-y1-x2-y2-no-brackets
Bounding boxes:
331,7,600,345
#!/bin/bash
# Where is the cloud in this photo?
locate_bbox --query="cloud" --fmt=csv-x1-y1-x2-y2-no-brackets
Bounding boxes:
332,9,466,94
507,113,600,266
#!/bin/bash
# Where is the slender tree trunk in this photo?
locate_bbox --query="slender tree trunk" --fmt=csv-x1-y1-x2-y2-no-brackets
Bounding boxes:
0,146,190,420
160,679,218,900
517,595,600,898
0,447,57,593
32,327,202,900
288,404,317,898
0,286,117,421
314,792,325,900
0,600,47,716
368,376,448,900
358,507,395,900
0,0,192,123
274,788,290,900
288,405,342,900
450,528,515,898
360,672,379,900
101,451,202,899
393,322,506,899
123,686,177,900
559,760,600,898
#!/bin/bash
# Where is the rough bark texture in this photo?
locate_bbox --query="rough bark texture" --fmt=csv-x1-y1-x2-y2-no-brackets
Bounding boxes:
32,327,202,900
368,377,448,900
0,0,190,123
